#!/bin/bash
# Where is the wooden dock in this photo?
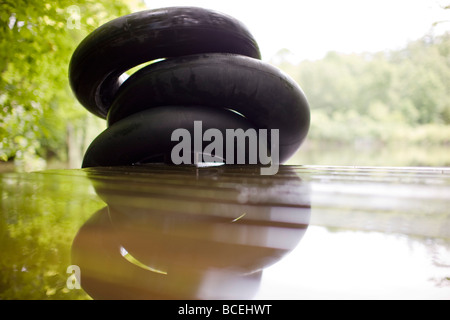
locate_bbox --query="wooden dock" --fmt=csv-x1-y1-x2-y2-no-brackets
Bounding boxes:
1,164,449,299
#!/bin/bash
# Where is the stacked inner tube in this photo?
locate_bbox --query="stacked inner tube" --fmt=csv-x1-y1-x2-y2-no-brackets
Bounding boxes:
69,7,310,168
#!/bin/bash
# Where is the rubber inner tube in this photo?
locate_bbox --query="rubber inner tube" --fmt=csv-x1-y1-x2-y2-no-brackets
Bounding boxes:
106,53,310,163
69,6,310,168
69,7,261,118
82,105,261,168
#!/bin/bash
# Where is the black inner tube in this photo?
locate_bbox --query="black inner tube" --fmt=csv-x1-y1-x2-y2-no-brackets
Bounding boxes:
69,7,261,118
68,7,310,168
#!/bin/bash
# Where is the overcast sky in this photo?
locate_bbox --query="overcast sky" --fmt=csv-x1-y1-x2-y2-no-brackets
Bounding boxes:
144,0,450,62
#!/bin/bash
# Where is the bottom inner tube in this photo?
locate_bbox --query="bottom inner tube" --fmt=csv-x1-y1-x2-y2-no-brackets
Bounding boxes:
82,105,279,168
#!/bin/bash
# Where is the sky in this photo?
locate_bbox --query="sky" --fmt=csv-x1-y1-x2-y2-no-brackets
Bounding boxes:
143,0,450,62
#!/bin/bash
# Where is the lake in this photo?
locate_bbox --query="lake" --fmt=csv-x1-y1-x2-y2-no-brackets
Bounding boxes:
287,141,450,167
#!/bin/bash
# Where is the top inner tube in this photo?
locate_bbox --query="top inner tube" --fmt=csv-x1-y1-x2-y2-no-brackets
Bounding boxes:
69,6,261,118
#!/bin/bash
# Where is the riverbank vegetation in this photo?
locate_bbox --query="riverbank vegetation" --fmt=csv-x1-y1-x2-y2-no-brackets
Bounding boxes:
272,33,450,147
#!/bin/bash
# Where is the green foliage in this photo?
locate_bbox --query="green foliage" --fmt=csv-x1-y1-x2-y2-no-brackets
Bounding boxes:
0,0,143,170
273,33,450,146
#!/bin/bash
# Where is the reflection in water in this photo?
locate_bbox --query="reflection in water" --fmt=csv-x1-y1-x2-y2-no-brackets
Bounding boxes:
71,165,311,299
1,165,449,299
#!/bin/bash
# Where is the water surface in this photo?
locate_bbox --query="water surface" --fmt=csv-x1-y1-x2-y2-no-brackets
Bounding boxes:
1,164,449,299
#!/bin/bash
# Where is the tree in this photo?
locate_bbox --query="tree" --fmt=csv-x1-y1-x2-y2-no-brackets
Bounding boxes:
275,33,450,145
0,0,144,171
